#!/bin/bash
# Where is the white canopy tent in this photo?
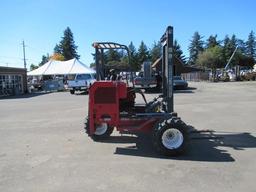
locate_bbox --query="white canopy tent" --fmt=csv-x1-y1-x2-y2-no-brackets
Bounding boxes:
28,58,95,76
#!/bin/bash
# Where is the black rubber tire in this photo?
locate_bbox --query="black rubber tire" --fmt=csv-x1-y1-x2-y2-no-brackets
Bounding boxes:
152,118,188,156
84,117,114,141
70,89,75,94
84,117,90,135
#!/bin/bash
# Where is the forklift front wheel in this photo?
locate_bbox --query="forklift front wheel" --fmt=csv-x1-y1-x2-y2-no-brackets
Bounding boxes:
153,118,188,156
162,128,183,150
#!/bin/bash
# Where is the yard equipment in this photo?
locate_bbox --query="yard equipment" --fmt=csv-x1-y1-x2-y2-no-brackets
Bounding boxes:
134,61,157,88
85,26,189,156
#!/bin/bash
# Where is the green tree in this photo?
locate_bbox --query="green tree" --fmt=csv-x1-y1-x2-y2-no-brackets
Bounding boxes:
106,49,121,63
53,43,62,54
237,52,255,68
188,31,204,65
128,41,139,70
206,35,219,49
150,41,162,63
38,54,49,66
30,64,38,71
222,35,230,63
246,30,256,59
223,34,238,67
196,46,224,80
59,27,80,60
237,39,246,54
173,39,187,65
128,41,136,55
90,62,96,68
137,41,149,67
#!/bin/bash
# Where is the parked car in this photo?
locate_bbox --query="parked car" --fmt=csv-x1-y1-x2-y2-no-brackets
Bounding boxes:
173,76,188,90
67,73,96,94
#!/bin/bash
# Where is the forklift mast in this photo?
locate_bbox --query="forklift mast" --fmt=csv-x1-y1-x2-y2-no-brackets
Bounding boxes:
161,26,174,113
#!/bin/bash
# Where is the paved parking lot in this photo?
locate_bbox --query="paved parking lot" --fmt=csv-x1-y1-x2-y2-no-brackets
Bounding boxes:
0,81,256,192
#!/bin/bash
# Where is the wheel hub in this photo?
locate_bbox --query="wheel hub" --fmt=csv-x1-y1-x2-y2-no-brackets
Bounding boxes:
94,123,108,135
162,128,183,149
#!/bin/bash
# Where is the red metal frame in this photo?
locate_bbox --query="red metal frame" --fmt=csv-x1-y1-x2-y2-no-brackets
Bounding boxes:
88,81,160,135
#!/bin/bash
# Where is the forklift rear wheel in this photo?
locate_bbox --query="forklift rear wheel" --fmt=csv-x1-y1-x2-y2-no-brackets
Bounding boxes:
70,90,75,94
153,118,188,156
85,119,114,141
95,123,108,135
93,123,114,141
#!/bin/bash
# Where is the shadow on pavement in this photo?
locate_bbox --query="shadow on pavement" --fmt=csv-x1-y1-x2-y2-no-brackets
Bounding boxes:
98,136,138,144
97,126,256,162
174,87,197,94
144,86,197,94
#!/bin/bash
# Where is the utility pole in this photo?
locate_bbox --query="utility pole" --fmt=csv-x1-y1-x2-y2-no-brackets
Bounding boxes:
224,46,238,70
22,40,27,69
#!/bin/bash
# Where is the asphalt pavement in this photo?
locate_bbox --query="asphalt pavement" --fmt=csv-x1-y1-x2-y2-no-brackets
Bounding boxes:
0,81,256,192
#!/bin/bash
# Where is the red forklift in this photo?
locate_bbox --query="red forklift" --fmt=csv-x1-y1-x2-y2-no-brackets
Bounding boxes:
85,26,188,156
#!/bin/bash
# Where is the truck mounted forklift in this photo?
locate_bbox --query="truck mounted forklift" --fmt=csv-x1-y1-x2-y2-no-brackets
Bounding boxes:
85,26,188,156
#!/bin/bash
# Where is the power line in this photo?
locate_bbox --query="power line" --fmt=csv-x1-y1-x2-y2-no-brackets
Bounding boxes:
0,62,21,66
0,41,40,68
0,55,23,59
0,56,40,66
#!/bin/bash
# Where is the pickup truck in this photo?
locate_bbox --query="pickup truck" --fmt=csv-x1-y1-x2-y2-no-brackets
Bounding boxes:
67,73,96,94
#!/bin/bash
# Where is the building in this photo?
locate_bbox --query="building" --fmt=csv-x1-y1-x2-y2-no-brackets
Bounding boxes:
0,66,27,97
152,57,203,76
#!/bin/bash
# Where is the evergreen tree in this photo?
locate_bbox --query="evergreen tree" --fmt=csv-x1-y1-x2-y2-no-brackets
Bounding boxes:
128,41,136,55
53,44,62,54
38,54,49,66
188,31,204,65
246,30,256,59
150,41,162,63
137,41,149,66
59,27,80,60
30,64,38,71
230,34,238,48
106,49,121,63
237,39,246,54
223,34,238,66
173,40,187,65
90,62,96,68
237,52,255,68
222,35,230,63
128,41,139,70
206,35,219,49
